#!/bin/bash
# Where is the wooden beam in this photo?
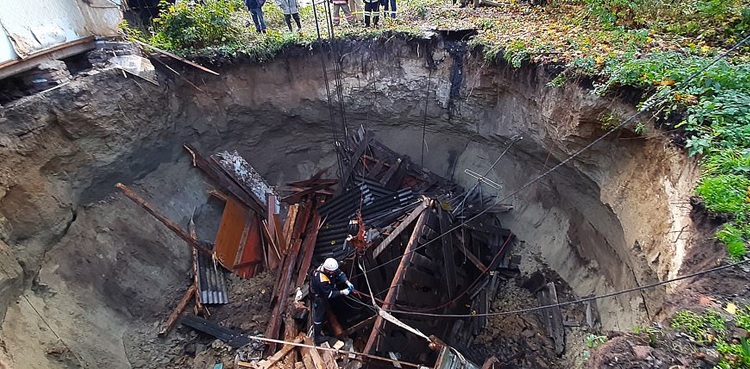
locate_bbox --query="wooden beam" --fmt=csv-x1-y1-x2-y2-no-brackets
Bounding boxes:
302,337,326,369
319,343,339,369
184,144,264,215
336,131,374,195
116,183,213,256
134,39,220,76
379,158,402,186
301,350,320,369
343,315,376,336
372,199,429,258
295,212,322,288
158,284,196,336
457,233,487,273
364,207,431,354
438,207,458,301
258,335,305,369
265,205,310,352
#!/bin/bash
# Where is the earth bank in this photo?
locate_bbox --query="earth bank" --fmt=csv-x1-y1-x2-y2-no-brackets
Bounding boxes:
0,36,702,368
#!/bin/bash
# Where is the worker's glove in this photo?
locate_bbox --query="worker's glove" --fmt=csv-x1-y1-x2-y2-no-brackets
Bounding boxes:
340,289,351,296
346,281,355,292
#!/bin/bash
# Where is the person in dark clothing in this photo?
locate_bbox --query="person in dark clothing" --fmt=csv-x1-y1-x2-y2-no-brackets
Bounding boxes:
245,0,267,33
309,258,354,345
380,0,396,18
363,0,380,27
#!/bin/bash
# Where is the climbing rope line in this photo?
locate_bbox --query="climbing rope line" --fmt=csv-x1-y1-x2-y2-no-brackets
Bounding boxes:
384,258,750,318
361,32,750,276
420,67,433,167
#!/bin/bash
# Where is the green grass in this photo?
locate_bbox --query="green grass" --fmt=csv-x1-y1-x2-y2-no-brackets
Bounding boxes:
671,307,750,369
126,0,750,259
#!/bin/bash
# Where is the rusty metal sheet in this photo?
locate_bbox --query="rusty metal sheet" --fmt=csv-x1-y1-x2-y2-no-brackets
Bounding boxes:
214,198,251,270
233,215,263,279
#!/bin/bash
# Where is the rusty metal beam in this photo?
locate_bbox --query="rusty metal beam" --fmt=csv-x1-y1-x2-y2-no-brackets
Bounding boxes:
116,183,212,256
364,206,431,354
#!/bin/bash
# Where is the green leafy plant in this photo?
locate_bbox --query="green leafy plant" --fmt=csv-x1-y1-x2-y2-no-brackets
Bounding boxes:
671,310,726,343
696,175,750,216
150,0,244,51
716,223,749,259
585,334,607,348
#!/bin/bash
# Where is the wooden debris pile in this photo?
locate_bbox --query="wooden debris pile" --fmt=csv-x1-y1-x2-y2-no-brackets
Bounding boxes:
116,125,532,368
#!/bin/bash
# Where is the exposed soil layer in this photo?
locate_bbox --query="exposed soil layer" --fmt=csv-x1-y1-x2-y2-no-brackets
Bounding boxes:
0,36,710,368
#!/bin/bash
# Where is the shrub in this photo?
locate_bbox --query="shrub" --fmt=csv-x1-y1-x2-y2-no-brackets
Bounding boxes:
150,0,245,51
696,174,750,216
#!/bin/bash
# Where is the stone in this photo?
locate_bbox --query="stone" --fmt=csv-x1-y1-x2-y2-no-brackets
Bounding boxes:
632,345,652,361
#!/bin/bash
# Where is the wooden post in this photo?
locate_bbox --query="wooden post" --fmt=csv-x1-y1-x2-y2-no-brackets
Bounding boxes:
295,213,322,288
372,199,429,258
158,284,196,336
363,208,430,354
116,183,213,256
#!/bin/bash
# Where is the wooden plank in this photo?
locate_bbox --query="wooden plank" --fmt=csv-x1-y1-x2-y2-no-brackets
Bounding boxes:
234,215,264,278
302,337,326,369
265,211,310,352
456,233,488,273
336,131,374,195
261,220,281,271
158,284,196,336
403,268,440,289
301,350,319,369
343,315,376,336
116,183,212,256
273,215,288,255
438,207,458,300
364,206,430,354
319,343,339,369
184,145,264,215
372,199,429,258
537,282,565,356
259,335,304,369
295,212,322,288
379,158,402,187
282,205,300,254
134,39,220,75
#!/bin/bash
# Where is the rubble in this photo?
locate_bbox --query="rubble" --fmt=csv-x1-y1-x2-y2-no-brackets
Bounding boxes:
119,126,529,368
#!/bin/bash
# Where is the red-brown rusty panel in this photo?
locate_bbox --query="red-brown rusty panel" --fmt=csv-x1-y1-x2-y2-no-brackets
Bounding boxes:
235,215,263,279
214,198,250,270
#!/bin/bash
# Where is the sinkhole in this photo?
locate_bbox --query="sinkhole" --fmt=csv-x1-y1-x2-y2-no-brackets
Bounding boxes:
0,36,699,369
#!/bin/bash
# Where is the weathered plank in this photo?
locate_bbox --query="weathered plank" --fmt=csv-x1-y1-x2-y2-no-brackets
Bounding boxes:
537,282,565,356
295,212,322,288
259,335,305,369
364,207,430,354
437,207,457,300
372,199,429,258
158,284,196,336
116,183,212,256
302,337,326,369
184,144,264,215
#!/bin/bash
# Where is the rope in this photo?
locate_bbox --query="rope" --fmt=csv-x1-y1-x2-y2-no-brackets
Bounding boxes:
361,33,750,276
421,67,432,167
243,334,425,368
384,258,750,318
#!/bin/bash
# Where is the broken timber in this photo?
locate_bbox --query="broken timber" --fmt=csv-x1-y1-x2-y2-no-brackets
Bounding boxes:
184,144,265,215
158,284,197,336
364,206,431,354
115,183,213,256
537,282,565,355
371,198,429,258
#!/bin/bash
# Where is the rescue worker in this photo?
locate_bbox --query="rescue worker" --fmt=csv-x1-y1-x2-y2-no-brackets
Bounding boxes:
363,0,380,27
331,0,356,26
309,258,355,344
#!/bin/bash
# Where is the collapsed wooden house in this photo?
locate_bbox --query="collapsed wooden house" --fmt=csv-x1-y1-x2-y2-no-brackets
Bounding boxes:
117,126,522,369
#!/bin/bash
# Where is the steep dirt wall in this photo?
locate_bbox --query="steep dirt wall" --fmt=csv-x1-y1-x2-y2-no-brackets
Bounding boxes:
0,36,698,368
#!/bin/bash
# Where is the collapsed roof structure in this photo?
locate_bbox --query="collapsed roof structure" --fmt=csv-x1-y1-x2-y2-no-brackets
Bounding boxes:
117,126,547,369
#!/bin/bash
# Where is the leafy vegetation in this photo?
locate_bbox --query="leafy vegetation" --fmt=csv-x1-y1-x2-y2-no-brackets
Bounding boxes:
128,0,750,258
671,307,750,368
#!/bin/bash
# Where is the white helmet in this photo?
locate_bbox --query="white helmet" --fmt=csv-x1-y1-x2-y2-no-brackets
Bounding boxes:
323,258,339,272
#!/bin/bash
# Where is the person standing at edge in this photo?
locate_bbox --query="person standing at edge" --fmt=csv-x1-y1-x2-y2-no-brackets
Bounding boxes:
245,0,267,33
332,0,356,26
363,0,380,27
381,0,395,18
276,0,302,32
309,258,355,345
